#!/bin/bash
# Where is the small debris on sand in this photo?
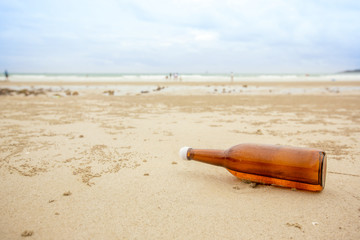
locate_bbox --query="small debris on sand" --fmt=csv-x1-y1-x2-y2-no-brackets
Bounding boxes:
62,90,78,96
153,86,165,92
21,230,33,237
63,191,72,196
103,90,114,96
48,199,55,203
171,161,178,165
144,173,149,176
286,222,302,230
0,88,45,96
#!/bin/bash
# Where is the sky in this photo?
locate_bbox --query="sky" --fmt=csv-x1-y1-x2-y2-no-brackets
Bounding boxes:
0,0,359,74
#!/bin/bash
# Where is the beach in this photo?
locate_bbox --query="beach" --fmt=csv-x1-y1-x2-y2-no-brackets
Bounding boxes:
1,80,360,239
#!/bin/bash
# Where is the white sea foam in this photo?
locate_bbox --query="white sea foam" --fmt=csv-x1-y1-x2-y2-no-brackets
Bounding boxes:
2,73,360,83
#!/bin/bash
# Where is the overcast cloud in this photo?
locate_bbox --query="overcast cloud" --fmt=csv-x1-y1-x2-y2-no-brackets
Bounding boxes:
0,0,359,73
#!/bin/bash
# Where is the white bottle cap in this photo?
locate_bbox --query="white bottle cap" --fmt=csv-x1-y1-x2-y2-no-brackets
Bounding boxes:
179,147,191,160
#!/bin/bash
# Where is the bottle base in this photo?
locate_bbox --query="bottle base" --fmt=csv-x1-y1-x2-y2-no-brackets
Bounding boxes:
227,169,324,192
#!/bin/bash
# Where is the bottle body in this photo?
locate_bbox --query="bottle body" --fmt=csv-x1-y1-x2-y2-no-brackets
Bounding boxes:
181,144,327,191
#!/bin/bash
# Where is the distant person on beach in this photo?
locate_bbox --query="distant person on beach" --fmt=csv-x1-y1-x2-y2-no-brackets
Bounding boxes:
4,70,9,81
230,72,234,82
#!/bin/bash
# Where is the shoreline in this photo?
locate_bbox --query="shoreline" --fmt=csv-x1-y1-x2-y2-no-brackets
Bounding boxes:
1,81,360,96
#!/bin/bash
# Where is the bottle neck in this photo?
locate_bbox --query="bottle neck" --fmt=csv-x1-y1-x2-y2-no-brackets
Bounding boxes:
188,148,226,167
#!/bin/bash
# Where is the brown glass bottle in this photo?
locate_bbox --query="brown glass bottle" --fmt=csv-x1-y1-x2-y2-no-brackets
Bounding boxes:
179,144,327,191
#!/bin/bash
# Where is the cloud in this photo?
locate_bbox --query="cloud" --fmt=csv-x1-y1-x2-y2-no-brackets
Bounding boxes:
0,0,359,73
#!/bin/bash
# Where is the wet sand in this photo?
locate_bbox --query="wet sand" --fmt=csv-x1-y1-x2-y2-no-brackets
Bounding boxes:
0,81,359,239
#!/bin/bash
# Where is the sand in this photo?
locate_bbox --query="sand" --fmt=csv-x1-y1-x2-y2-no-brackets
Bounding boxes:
0,81,360,239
